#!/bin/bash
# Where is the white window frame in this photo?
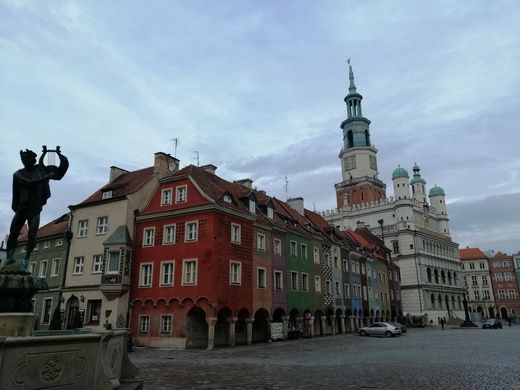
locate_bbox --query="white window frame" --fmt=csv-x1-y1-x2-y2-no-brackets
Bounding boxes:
161,261,174,286
302,273,309,291
182,259,197,285
41,298,52,324
291,271,298,290
161,188,172,206
139,315,150,333
344,283,350,298
43,241,50,249
160,315,172,333
55,239,63,247
74,257,84,274
274,270,283,290
335,281,341,295
290,241,297,257
230,261,242,285
185,221,198,242
231,223,241,244
39,260,48,278
313,247,320,264
301,244,308,259
315,276,321,292
92,254,103,273
107,251,120,274
97,216,108,235
249,200,256,213
78,220,88,237
140,264,153,287
163,224,176,245
29,262,35,274
143,228,155,247
176,185,187,203
343,259,349,272
257,233,266,251
274,239,281,255
51,258,60,277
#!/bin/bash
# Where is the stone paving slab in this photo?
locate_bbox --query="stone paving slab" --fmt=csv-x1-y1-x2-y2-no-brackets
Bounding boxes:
130,325,520,389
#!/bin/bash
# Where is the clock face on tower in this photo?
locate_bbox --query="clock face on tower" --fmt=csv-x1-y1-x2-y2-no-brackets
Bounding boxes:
369,156,377,170
344,156,356,171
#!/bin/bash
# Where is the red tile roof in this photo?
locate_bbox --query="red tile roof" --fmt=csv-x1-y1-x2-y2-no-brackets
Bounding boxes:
19,213,70,241
459,248,487,260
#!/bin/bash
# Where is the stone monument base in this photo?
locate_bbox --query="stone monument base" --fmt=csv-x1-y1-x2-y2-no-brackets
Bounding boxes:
0,313,37,337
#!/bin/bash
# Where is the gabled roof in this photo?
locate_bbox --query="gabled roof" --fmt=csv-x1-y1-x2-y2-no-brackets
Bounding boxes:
73,166,155,207
19,213,70,241
459,248,487,260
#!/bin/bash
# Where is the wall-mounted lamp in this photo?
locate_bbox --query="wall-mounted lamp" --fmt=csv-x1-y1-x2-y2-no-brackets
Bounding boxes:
80,295,85,302
60,309,65,322
60,296,65,303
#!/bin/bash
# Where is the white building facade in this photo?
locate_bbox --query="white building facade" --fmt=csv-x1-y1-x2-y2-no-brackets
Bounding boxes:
323,64,465,324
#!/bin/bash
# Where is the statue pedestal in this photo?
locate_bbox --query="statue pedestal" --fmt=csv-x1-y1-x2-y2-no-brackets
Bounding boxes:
0,313,37,337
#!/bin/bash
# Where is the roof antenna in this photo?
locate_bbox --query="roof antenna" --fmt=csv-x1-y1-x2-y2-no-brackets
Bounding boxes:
171,138,178,157
283,176,292,200
192,150,199,166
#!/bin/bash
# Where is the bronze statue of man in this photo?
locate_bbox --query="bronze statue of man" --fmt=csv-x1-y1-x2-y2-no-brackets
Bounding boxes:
1,146,69,274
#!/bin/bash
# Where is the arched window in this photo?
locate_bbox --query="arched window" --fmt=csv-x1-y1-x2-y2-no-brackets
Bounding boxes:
427,268,432,283
434,269,439,284
431,294,436,309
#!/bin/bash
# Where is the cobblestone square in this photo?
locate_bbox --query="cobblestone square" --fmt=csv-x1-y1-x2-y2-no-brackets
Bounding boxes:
130,325,520,389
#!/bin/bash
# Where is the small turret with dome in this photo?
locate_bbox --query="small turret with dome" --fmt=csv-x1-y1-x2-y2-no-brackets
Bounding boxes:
392,165,410,200
410,163,427,203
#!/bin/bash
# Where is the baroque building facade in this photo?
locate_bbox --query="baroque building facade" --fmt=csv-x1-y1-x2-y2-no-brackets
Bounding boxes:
323,64,465,323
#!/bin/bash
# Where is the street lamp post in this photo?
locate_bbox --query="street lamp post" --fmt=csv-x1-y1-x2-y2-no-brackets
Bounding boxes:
460,286,478,328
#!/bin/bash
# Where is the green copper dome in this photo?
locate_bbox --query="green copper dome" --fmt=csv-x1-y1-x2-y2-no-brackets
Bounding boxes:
392,166,409,179
429,185,445,196
410,163,426,184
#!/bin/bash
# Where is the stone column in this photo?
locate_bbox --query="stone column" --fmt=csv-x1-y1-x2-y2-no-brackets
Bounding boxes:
206,317,217,351
320,316,326,336
348,316,354,333
228,317,236,347
247,318,253,345
339,315,346,334
282,316,288,340
309,316,315,338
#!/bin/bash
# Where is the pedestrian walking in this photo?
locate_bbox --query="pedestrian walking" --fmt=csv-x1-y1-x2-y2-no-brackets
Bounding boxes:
507,318,512,327
440,318,445,330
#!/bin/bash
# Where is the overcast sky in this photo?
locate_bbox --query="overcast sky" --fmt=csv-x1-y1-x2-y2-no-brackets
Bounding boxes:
1,1,519,255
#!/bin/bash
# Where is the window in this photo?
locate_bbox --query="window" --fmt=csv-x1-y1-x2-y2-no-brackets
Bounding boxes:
89,300,102,323
389,271,392,280
498,289,506,299
508,289,516,299
139,316,150,333
483,290,491,300
392,241,400,253
344,284,350,298
249,200,256,213
334,256,339,268
51,258,60,277
43,241,50,249
361,264,366,275
274,239,281,255
161,188,172,205
493,261,500,268
479,262,486,269
335,281,341,295
396,290,400,300
163,224,176,244
97,216,108,234
502,261,510,267
495,273,503,282
257,234,266,251
482,275,488,285
39,260,48,278
186,222,198,242
471,275,478,285
267,207,274,219
29,262,35,274
469,263,475,270
362,286,367,300
176,185,187,203
356,262,360,274
394,271,398,281
315,276,321,292
257,268,266,288
302,273,309,291
474,290,480,300
343,260,349,272
143,228,155,247
78,220,88,237
313,247,320,264
231,224,241,244
182,259,197,285
291,271,298,290
161,262,174,286
55,239,63,247
390,289,394,300
140,264,152,287
504,272,512,281
290,241,297,257
161,316,172,333
107,251,120,273
74,257,84,274
326,280,332,295
301,244,308,259
92,255,103,273
274,271,283,290
230,261,242,285
102,190,113,199
41,298,52,324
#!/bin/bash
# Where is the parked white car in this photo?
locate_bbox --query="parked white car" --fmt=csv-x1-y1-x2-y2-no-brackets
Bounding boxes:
358,322,402,337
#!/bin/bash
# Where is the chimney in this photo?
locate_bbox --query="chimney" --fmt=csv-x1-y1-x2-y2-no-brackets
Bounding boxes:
109,166,129,182
236,178,253,189
287,197,305,216
154,152,179,179
356,221,365,230
201,164,217,174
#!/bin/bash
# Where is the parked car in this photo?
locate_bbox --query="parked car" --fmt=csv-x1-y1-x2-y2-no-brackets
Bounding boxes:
358,322,402,337
389,321,407,333
482,319,502,329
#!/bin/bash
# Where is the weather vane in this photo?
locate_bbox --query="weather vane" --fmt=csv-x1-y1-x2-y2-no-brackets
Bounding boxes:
347,58,351,65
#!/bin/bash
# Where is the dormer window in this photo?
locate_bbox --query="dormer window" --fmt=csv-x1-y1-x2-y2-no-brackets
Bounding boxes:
102,190,113,199
223,194,232,203
267,207,273,219
249,200,256,213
